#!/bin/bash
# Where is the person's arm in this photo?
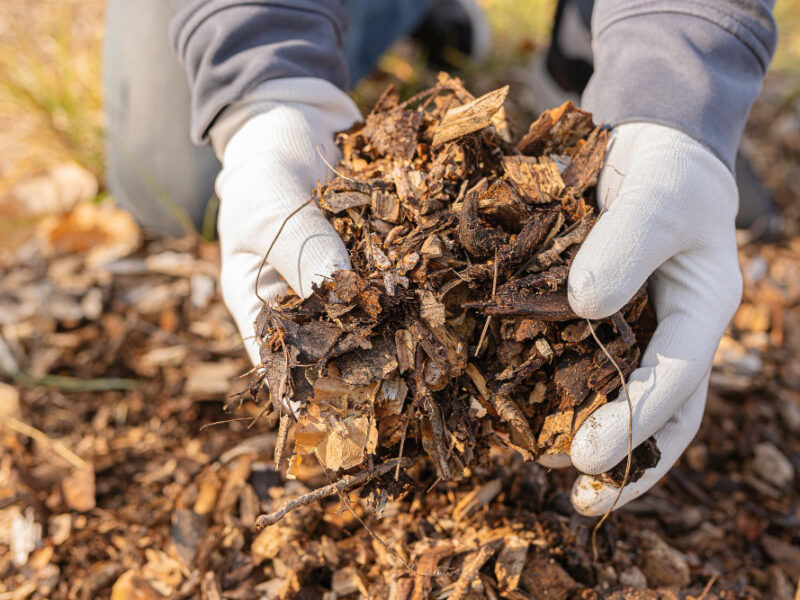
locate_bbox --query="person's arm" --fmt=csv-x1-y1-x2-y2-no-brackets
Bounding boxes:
583,0,777,170
170,0,351,144
566,0,777,515
170,2,362,364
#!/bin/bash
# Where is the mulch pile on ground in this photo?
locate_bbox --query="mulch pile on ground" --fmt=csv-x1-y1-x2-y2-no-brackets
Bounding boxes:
253,75,656,520
1,77,799,599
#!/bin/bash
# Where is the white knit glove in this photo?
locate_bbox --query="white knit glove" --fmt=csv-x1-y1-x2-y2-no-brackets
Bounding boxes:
562,122,742,515
212,78,362,364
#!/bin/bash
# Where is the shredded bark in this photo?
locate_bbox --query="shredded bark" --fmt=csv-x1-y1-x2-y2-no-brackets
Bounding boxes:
253,75,656,523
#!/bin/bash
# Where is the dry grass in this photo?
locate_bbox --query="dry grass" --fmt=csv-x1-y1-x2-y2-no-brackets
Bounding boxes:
0,0,104,195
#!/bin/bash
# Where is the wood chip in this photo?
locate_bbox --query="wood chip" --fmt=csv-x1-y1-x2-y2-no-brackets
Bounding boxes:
432,85,509,146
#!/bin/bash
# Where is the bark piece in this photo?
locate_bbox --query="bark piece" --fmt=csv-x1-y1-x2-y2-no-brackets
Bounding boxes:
458,182,509,258
538,408,574,451
505,209,560,265
554,355,592,408
432,85,509,146
492,393,538,455
395,329,416,374
365,107,424,159
336,336,398,385
596,437,661,487
449,544,496,600
494,536,529,592
371,189,401,223
503,156,565,204
320,190,371,214
517,101,594,156
476,179,529,232
519,557,579,600
562,126,609,192
418,290,446,329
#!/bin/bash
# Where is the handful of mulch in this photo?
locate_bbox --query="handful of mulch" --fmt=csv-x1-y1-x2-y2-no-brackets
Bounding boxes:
252,74,656,527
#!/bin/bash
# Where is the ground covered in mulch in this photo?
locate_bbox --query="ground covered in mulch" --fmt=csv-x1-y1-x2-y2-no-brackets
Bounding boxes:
1,79,800,599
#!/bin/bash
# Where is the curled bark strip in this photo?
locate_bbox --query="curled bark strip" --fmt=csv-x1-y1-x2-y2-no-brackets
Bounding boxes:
273,413,291,471
458,184,508,259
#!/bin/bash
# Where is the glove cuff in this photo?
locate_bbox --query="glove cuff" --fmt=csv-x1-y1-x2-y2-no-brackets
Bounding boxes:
210,77,362,159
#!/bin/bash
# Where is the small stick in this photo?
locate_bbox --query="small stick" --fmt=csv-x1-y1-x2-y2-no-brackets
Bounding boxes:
273,413,291,471
4,417,87,470
695,574,718,600
474,250,499,357
199,417,259,431
426,476,442,494
246,402,272,431
254,457,414,528
334,484,415,573
475,317,492,358
398,83,447,109
586,319,634,563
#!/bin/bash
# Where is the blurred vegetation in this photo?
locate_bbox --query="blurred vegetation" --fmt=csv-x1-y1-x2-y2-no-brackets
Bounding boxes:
0,1,104,194
0,0,799,196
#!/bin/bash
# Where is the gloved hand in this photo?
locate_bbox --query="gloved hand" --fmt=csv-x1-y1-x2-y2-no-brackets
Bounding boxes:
555,122,742,515
212,78,362,364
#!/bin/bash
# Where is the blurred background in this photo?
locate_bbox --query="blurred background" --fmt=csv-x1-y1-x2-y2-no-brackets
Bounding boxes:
1,1,800,599
1,0,798,241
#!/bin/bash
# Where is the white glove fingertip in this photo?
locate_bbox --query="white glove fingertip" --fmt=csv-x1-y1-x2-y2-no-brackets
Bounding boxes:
221,255,289,365
286,213,351,297
570,408,622,475
537,452,572,469
567,266,626,320
570,377,707,515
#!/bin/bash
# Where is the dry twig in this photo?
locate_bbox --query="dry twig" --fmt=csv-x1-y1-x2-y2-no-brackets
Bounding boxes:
587,319,634,562
254,457,414,528
4,416,88,470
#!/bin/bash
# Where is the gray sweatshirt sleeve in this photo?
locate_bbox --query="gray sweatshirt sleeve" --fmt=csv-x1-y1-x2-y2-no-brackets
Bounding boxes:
170,0,350,145
171,0,776,169
582,0,777,170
